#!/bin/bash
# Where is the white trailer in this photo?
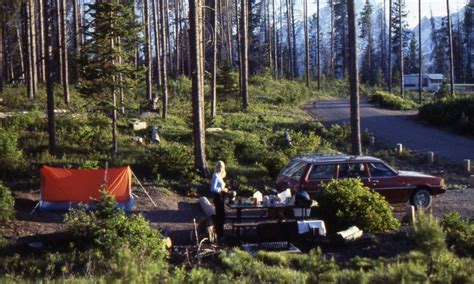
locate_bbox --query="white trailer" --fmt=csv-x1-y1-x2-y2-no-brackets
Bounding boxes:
403,74,444,92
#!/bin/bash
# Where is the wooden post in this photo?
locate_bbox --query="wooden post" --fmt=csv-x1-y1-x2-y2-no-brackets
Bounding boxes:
396,143,403,154
427,152,434,164
464,159,471,173
369,136,375,147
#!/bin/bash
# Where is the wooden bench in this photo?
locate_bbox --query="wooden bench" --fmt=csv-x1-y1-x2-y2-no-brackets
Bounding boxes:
231,222,259,238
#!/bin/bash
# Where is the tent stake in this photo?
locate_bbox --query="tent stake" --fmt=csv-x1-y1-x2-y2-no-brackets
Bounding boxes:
132,171,158,208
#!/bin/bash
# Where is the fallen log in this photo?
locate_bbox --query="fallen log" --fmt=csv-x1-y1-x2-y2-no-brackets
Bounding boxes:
336,226,363,242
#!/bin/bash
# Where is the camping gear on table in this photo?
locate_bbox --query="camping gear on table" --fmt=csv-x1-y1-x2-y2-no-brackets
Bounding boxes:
39,166,135,212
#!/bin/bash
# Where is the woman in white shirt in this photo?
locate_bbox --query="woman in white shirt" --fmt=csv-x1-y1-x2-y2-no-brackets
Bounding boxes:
211,161,228,239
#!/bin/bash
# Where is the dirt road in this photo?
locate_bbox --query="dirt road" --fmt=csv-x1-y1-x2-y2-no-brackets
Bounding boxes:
309,98,474,162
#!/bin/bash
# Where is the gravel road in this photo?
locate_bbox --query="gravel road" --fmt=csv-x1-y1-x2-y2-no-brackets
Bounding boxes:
308,98,474,162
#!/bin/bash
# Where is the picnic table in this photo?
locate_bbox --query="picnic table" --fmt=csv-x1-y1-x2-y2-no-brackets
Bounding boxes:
226,202,295,240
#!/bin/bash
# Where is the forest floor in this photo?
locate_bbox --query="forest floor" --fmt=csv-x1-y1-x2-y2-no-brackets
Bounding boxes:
4,183,473,251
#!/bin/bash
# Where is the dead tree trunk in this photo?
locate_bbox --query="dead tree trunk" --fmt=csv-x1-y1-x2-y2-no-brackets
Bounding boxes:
210,0,217,118
144,0,153,102
286,0,292,78
44,0,56,154
59,0,69,104
189,0,207,174
240,0,249,110
153,0,162,97
388,0,392,92
347,0,361,155
161,0,169,118
38,0,46,82
398,0,403,98
55,0,63,83
317,0,321,90
304,0,309,87
446,0,455,96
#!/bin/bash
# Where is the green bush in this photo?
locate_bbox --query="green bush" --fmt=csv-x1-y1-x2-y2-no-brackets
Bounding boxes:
410,210,446,257
0,129,24,178
148,142,198,182
367,91,419,110
219,248,309,283
441,212,474,257
65,191,168,261
419,96,474,135
0,182,14,225
262,151,288,179
314,178,400,233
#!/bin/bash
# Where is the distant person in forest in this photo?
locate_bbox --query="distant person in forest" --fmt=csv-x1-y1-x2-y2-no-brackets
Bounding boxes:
210,160,228,239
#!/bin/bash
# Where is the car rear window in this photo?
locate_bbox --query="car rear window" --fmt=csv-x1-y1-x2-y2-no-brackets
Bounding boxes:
281,160,307,178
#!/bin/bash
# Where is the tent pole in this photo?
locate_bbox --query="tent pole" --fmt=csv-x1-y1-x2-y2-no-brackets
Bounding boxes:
131,171,158,208
30,201,40,215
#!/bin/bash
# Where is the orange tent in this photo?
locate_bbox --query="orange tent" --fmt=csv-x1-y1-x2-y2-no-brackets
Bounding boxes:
39,166,134,211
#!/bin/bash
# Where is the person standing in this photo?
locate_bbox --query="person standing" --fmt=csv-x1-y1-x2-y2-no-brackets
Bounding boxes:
210,161,228,239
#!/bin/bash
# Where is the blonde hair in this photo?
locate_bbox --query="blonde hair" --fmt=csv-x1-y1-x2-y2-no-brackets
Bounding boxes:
214,161,226,178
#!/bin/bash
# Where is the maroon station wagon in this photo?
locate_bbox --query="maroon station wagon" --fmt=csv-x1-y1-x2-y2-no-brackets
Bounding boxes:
276,155,446,209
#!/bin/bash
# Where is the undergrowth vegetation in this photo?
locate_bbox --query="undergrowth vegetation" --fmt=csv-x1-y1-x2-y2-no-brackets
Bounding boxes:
367,90,419,110
419,96,474,136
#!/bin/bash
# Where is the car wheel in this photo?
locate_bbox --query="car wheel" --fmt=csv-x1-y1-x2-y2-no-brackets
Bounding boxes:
410,188,432,209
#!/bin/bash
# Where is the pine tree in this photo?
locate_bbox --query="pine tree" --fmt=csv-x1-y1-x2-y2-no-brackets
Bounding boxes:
390,0,407,88
80,0,139,153
358,0,374,85
405,33,419,74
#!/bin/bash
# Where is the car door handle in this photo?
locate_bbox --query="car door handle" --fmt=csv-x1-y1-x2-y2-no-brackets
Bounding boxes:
371,179,379,185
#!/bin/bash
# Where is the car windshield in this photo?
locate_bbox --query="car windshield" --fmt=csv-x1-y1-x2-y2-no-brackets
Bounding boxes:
281,160,307,178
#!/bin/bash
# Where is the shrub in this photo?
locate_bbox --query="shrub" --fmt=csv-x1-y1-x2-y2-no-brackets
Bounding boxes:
314,178,400,233
262,151,288,179
0,182,14,225
0,129,24,174
441,212,474,257
367,91,419,110
219,248,309,283
148,142,198,182
419,96,474,136
410,210,446,257
65,191,168,261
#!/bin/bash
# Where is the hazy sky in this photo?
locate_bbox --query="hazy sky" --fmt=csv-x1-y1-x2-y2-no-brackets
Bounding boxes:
406,0,468,27
306,0,468,28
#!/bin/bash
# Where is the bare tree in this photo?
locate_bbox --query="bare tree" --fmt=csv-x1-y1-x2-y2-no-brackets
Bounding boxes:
144,0,152,102
44,0,56,154
398,0,403,98
304,0,309,87
160,0,169,118
286,0,292,78
446,0,454,96
189,0,207,174
38,0,46,82
418,0,422,103
317,0,321,90
388,0,392,92
210,0,217,117
240,0,248,110
347,0,361,156
329,0,335,77
152,0,162,98
59,0,69,104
